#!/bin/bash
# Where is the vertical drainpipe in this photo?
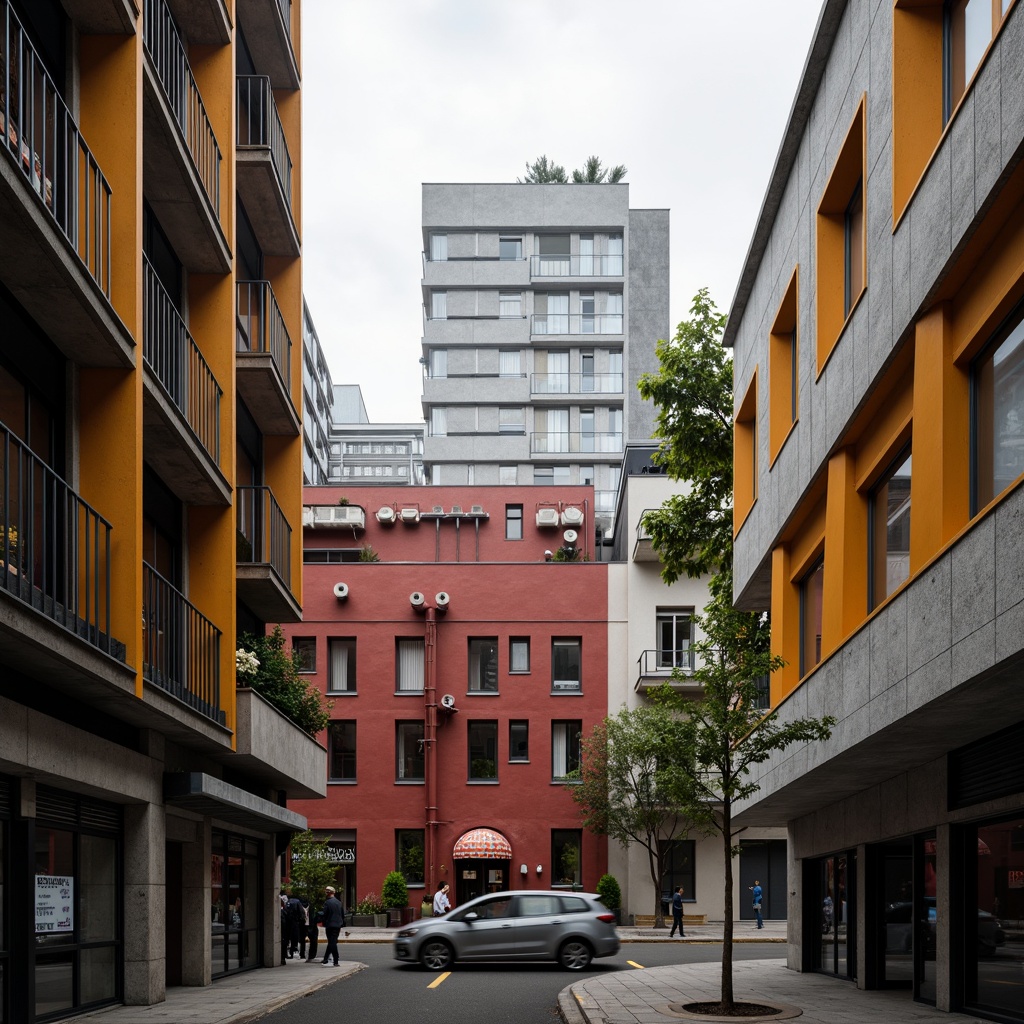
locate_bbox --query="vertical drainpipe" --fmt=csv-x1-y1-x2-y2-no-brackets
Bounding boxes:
424,606,439,888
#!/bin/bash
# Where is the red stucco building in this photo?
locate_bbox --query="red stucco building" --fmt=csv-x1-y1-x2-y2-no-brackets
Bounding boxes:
285,485,608,910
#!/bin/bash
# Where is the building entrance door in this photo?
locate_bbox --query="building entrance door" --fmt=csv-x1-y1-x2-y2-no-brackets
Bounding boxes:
455,859,509,906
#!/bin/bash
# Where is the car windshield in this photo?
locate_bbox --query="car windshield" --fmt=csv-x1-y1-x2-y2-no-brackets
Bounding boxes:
450,895,512,921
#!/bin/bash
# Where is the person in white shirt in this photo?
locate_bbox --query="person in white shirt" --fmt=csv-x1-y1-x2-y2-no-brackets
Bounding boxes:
432,882,451,916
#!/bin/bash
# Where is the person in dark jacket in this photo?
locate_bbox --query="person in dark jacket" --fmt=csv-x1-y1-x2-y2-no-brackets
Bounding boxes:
669,886,685,938
284,892,303,958
321,886,346,966
306,904,322,962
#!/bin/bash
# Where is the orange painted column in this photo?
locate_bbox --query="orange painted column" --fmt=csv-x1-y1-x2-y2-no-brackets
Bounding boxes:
770,544,799,704
823,449,867,655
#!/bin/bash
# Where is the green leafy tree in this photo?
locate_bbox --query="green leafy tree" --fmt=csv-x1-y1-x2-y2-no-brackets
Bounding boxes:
381,870,409,909
518,155,567,183
572,155,627,183
639,290,835,1012
238,626,331,736
289,831,338,919
568,702,699,928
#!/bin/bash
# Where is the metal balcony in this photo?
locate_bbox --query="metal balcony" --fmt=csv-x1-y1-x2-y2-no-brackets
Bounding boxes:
530,432,623,455
142,257,228,503
0,422,120,660
0,1,128,366
236,0,299,88
530,373,624,395
236,485,300,622
633,508,661,561
236,280,300,436
236,75,298,256
142,562,223,724
529,254,624,278
531,314,623,336
635,649,700,695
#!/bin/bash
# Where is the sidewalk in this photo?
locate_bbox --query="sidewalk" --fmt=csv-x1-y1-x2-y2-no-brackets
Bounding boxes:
559,959,995,1024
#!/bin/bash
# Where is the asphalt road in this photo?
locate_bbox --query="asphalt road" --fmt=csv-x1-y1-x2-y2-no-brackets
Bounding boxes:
262,943,784,1024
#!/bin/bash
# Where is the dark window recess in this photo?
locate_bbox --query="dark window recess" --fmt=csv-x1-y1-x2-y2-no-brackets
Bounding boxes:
143,202,182,310
236,198,263,279
948,721,1024,810
11,0,67,96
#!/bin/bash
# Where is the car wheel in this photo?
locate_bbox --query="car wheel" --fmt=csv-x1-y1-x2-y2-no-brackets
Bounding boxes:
559,939,593,971
420,939,454,972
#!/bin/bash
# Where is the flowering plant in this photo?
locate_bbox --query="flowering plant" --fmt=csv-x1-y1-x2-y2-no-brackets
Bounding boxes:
236,648,260,680
353,891,387,915
2,525,17,554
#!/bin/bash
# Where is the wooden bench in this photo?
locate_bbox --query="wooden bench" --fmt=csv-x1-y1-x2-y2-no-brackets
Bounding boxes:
632,913,708,927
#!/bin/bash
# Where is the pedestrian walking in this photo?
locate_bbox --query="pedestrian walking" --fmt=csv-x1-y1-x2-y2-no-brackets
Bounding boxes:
432,882,451,917
669,886,685,937
306,903,322,962
749,880,764,929
284,891,303,957
321,886,346,967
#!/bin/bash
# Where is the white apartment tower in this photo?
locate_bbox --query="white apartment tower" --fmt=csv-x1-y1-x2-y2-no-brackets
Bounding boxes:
420,183,669,539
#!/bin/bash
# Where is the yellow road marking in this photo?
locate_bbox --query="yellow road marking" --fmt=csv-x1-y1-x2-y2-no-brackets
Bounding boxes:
627,960,645,969
427,971,451,989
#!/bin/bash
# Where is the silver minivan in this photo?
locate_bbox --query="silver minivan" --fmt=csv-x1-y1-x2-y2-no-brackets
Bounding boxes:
393,890,619,971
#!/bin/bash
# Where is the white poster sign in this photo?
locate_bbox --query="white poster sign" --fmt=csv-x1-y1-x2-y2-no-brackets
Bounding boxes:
36,875,74,933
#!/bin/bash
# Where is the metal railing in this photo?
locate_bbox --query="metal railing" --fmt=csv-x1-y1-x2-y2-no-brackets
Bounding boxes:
531,314,623,335
236,280,292,393
531,373,624,395
530,254,623,277
1,422,115,657
637,648,695,676
530,432,623,455
236,75,292,208
236,485,291,584
142,562,222,722
1,0,111,296
143,257,222,462
143,0,221,217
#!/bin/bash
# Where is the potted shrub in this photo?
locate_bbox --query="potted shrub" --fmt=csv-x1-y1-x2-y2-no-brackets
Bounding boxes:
382,870,409,926
596,874,622,925
353,892,388,928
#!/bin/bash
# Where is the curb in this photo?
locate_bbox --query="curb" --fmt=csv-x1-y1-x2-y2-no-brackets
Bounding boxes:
557,983,589,1024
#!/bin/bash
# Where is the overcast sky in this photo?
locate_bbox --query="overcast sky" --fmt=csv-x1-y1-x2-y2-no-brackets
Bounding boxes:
301,0,824,424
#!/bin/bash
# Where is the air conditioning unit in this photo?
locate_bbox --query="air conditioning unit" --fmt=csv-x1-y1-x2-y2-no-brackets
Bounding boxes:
400,507,421,523
440,694,456,709
333,582,349,601
561,506,585,526
376,506,396,524
536,508,559,527
313,505,366,529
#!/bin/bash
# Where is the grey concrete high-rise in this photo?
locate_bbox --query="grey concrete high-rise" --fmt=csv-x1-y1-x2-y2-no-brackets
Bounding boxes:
420,183,669,540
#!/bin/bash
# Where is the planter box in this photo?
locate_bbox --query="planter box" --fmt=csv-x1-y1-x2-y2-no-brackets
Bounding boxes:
374,914,388,928
351,914,374,927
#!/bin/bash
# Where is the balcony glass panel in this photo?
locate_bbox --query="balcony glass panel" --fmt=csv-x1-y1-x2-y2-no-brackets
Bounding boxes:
1,0,112,295
532,314,623,336
530,253,624,277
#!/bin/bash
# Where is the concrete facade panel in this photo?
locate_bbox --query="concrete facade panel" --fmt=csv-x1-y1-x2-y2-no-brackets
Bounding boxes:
905,554,952,675
950,91,977,242
1002,4,1024,165
994,486,1024,615
951,513,995,644
908,143,952,312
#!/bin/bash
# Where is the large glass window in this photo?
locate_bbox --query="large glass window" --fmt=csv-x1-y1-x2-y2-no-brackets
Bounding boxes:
657,608,694,671
396,830,425,887
944,0,1012,122
972,305,1024,512
468,638,499,692
659,838,696,906
870,447,912,609
552,639,582,692
844,180,864,318
551,830,582,888
292,637,316,673
468,721,498,780
499,292,521,318
505,505,523,541
211,832,260,978
328,638,356,693
328,721,356,781
396,721,425,781
429,233,447,262
800,557,825,677
812,851,855,979
499,237,522,261
430,291,447,320
552,721,582,780
429,348,447,379
396,639,425,692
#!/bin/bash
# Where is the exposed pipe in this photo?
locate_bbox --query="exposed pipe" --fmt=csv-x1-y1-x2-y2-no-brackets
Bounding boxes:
424,606,439,888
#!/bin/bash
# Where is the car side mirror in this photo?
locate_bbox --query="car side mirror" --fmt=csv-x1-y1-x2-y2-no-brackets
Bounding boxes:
463,912,479,923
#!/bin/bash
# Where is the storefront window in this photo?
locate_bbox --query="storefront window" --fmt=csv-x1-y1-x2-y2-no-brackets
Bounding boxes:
211,832,261,977
812,851,855,979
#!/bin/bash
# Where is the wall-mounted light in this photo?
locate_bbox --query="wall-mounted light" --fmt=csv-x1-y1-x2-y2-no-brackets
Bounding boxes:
520,863,528,876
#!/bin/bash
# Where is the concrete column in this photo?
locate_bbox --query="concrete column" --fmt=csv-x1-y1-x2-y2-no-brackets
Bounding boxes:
181,817,212,986
263,839,284,967
934,823,951,1010
123,803,166,1005
786,824,802,971
855,844,868,989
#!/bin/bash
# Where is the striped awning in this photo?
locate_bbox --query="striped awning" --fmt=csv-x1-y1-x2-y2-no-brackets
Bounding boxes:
452,828,512,859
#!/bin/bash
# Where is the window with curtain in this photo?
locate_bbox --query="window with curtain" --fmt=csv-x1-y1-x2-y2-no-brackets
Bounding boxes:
430,407,447,437
396,639,425,692
328,638,356,693
510,637,530,673
552,639,582,691
328,721,356,781
581,352,595,392
396,721,424,780
430,291,447,320
499,465,517,485
499,292,521,318
499,350,521,377
429,349,447,379
430,234,447,261
468,638,499,692
605,408,623,452
552,721,582,780
499,407,524,434
602,293,623,333
605,234,623,275
580,294,595,335
579,235,594,276
608,350,623,391
580,409,595,452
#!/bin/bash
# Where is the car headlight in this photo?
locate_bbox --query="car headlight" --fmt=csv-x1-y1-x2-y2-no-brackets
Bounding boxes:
396,927,420,938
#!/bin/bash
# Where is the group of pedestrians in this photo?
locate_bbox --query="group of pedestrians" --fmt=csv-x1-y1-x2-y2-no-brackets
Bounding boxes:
280,885,347,967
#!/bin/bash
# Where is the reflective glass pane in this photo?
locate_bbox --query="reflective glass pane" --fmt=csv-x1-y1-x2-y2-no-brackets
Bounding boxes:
871,450,912,607
80,835,117,941
81,945,116,1004
36,954,73,1016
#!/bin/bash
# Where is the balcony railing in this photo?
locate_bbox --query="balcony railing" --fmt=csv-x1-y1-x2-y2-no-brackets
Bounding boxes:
637,648,695,676
236,485,291,583
532,314,623,336
1,422,118,658
142,562,222,723
143,256,222,462
594,490,617,514
143,0,222,216
531,373,624,395
237,280,292,392
530,432,623,455
236,75,292,207
530,254,623,277
1,0,111,295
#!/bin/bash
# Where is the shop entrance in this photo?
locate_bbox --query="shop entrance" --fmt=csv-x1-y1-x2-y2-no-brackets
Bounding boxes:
451,827,513,907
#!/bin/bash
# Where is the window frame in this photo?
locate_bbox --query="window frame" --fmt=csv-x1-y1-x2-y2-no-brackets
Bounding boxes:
396,829,425,887
396,638,425,693
551,829,583,888
327,721,356,782
327,637,356,693
799,555,825,678
551,638,582,693
292,637,316,673
509,720,529,762
468,637,499,693
656,608,695,671
768,268,799,464
868,444,913,610
499,236,522,261
468,720,499,782
395,720,425,782
505,504,523,541
551,720,582,781
509,637,530,674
